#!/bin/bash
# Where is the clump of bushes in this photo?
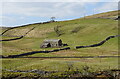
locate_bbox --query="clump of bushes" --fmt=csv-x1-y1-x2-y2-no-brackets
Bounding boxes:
71,26,83,33
54,26,64,37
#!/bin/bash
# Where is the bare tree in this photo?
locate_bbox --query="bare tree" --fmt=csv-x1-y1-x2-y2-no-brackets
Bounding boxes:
50,17,56,22
54,25,62,37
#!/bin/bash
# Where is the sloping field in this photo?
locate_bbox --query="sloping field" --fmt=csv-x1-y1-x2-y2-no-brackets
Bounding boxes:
1,10,119,78
1,12,118,56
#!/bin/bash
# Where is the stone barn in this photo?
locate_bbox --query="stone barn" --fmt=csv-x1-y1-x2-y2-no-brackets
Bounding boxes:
40,39,63,48
114,16,120,20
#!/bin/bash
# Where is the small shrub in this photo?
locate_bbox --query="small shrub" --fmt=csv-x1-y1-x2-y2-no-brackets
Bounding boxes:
71,26,82,33
54,26,63,37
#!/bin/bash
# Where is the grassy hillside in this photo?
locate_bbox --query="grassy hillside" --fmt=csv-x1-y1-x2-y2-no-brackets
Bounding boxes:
1,10,119,57
1,16,118,56
1,10,119,78
84,10,119,18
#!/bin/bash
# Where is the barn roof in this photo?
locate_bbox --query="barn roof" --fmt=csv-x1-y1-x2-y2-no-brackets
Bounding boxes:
44,39,61,42
43,43,50,45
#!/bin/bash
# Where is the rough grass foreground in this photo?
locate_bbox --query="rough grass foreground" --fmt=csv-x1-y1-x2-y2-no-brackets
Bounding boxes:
2,69,120,79
1,57,119,78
